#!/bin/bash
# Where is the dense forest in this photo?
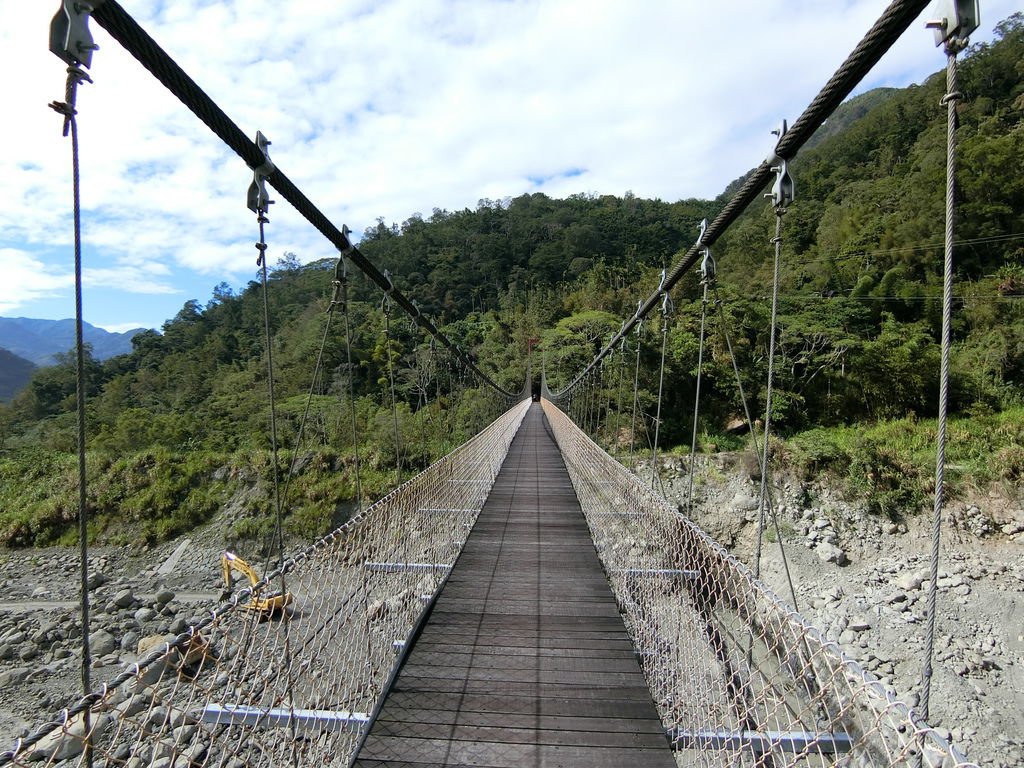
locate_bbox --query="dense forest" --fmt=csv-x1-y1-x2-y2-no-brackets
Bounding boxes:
1,14,1021,546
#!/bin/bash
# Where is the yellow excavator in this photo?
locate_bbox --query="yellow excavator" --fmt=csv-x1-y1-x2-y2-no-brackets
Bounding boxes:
220,551,292,618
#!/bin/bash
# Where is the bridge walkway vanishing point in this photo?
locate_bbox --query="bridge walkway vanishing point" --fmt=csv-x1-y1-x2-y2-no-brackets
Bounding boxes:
353,403,676,766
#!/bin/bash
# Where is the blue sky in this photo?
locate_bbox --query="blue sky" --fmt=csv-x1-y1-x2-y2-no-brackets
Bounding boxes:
2,0,1017,332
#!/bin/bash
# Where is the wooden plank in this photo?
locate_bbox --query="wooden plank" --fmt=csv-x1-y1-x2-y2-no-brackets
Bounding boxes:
369,721,672,749
377,690,668,720
375,708,667,734
351,404,674,767
391,678,658,701
358,735,677,767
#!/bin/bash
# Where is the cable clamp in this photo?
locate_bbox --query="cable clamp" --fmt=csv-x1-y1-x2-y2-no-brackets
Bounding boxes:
696,219,716,283
50,0,103,68
926,1,979,49
765,119,794,208
246,131,275,214
339,224,355,257
700,249,716,284
334,250,350,284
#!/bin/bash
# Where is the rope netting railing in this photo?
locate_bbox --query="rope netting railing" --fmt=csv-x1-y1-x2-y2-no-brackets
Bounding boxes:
542,400,975,768
0,399,530,768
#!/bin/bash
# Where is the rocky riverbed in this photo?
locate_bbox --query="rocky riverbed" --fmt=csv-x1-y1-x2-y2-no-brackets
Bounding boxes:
646,452,1024,768
0,453,1021,766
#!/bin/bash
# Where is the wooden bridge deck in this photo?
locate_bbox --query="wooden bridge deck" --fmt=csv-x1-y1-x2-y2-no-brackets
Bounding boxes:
353,403,675,767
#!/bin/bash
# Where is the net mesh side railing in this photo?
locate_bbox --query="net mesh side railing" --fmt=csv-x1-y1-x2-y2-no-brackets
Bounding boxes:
0,399,530,768
542,400,976,768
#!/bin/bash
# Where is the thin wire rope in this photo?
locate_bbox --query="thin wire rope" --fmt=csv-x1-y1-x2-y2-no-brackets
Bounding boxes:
582,373,592,431
628,323,643,468
280,293,338,511
753,211,784,583
712,285,802,614
613,340,626,454
920,42,961,724
254,209,299,766
686,279,711,511
650,303,670,491
341,274,364,514
383,299,403,486
49,63,94,768
603,359,614,442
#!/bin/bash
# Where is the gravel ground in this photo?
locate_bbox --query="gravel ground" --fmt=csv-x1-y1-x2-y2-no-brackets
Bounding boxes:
647,452,1024,768
1,455,1020,765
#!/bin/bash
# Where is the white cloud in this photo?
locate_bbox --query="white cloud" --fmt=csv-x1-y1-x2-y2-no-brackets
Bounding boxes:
83,264,178,295
96,321,149,334
0,248,73,314
4,0,1021,327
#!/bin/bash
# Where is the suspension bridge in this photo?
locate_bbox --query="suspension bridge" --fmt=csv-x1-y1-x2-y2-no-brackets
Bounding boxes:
2,0,987,765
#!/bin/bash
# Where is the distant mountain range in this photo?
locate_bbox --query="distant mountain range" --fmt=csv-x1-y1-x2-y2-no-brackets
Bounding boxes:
0,317,146,367
0,348,35,402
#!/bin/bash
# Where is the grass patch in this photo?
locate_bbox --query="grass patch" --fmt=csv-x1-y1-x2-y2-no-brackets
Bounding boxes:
785,406,1024,517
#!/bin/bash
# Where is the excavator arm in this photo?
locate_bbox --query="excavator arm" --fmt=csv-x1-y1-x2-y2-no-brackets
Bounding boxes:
222,551,260,591
220,551,292,618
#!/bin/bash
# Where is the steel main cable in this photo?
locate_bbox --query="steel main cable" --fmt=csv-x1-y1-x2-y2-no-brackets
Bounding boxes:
90,0,517,401
548,0,932,397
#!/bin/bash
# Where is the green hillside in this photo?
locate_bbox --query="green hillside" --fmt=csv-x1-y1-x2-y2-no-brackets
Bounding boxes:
1,14,1021,546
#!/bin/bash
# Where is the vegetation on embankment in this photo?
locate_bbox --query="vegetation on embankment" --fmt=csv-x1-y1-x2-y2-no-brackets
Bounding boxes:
783,405,1024,518
0,395,477,549
0,15,1021,545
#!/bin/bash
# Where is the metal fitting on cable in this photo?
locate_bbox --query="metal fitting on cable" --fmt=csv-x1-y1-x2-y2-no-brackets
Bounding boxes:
247,130,275,215
330,253,349,313
339,224,355,256
766,120,795,209
696,219,716,284
50,0,103,68
926,0,978,53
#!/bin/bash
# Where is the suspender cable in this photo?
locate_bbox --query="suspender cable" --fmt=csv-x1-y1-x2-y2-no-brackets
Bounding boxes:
48,60,95,768
921,14,971,722
753,209,785,582
248,141,300,765
382,293,404,487
338,257,364,515
604,358,613,440
650,289,673,491
613,337,626,454
687,240,714,512
280,269,342,513
753,122,794,582
713,284,802,616
628,319,643,468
